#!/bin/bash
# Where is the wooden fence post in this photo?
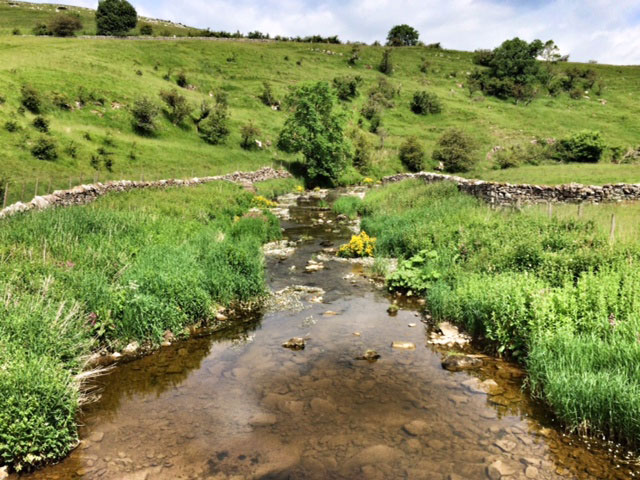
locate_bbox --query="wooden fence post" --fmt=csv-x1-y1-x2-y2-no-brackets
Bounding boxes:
609,214,616,244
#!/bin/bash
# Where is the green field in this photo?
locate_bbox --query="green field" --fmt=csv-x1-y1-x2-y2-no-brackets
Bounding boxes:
1,1,640,209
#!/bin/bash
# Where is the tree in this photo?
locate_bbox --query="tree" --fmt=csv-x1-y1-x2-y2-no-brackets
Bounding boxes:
48,13,83,37
198,102,230,145
131,97,159,135
277,82,350,185
240,122,261,149
410,91,442,115
96,0,137,36
386,24,419,47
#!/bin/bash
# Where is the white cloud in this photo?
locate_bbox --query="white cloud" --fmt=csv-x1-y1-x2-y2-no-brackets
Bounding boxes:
30,0,640,64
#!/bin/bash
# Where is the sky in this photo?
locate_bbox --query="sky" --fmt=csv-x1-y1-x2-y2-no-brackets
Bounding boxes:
33,0,640,65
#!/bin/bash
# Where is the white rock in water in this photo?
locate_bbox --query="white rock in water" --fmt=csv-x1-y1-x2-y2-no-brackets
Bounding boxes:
391,341,416,350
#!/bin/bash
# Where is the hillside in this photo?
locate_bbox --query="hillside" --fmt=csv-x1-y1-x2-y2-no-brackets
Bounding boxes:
0,0,200,36
0,1,640,207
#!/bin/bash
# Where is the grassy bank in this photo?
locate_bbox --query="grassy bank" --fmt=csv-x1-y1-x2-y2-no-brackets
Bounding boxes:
337,180,640,447
0,181,281,471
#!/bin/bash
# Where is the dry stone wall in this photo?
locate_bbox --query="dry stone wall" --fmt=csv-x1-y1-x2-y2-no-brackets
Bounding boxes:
0,167,291,220
382,172,640,205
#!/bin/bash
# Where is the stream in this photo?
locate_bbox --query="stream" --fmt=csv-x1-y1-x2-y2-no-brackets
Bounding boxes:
20,190,638,480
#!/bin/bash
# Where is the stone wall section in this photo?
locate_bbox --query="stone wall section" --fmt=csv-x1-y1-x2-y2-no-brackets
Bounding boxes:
0,167,291,220
382,172,640,205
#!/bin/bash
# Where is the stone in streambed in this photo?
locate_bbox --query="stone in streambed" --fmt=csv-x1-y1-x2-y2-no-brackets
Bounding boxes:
282,337,306,350
486,460,517,480
441,355,483,372
356,350,381,362
391,341,416,350
249,413,277,427
403,420,429,436
344,445,403,469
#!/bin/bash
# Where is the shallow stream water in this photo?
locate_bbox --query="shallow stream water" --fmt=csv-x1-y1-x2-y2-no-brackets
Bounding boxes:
20,191,638,480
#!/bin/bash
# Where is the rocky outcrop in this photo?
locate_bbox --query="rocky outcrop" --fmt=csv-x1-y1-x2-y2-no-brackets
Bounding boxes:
382,171,640,205
0,167,291,220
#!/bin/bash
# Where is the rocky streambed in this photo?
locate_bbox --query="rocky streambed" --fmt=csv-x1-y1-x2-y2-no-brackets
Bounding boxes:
17,189,638,480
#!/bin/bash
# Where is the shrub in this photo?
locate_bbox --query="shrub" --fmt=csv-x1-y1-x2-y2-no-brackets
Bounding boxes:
4,120,19,132
31,136,58,161
21,85,42,114
369,77,397,103
399,136,425,172
361,95,383,120
369,113,382,133
277,81,349,185
32,116,49,133
410,90,442,115
12,28,21,35
48,13,83,37
159,89,191,125
96,0,137,36
379,49,393,75
240,122,261,149
32,22,49,36
198,102,230,145
259,81,278,107
139,23,153,35
433,128,477,172
554,131,605,163
472,49,494,66
176,71,188,88
348,45,360,65
332,75,362,101
420,60,430,74
352,132,373,173
130,97,159,135
338,231,376,258
51,92,72,110
386,24,419,47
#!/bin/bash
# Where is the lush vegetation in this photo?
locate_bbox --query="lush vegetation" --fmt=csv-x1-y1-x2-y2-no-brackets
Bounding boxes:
0,181,281,471
336,180,640,447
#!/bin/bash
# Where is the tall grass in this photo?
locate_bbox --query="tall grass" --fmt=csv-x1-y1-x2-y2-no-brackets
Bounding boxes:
361,180,640,446
0,181,280,471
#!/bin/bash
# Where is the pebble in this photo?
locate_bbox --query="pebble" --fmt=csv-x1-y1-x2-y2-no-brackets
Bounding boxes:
403,420,429,436
391,341,416,350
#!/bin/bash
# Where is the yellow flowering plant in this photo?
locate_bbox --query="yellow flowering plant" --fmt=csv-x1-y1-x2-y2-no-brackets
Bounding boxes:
252,195,277,208
337,231,376,258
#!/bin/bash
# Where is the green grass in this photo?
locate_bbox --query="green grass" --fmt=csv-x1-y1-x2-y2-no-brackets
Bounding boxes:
1,6,640,205
0,181,280,471
358,180,640,447
253,177,303,199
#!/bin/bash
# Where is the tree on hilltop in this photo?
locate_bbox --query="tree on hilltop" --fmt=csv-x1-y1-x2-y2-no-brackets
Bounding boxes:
96,0,137,36
386,24,419,47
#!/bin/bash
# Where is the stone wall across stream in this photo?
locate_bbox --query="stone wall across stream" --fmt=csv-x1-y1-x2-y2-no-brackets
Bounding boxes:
0,167,291,220
382,172,640,205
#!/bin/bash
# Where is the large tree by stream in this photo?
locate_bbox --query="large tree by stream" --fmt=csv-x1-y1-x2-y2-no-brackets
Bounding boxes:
277,82,350,186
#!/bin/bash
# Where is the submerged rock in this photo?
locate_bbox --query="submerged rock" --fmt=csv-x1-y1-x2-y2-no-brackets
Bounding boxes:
387,304,399,316
486,459,517,480
441,355,483,372
391,341,416,350
356,349,381,362
282,337,306,350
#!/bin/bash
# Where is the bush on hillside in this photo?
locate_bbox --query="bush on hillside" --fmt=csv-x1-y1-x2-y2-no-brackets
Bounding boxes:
348,44,361,65
176,71,188,88
130,97,160,135
159,89,191,125
333,75,363,101
48,13,83,37
259,82,278,107
139,24,153,35
379,49,393,75
554,131,605,163
433,128,477,172
21,85,42,114
399,136,425,172
198,102,230,145
96,0,137,36
32,22,49,36
472,49,494,66
4,120,19,133
352,131,373,174
277,81,349,185
31,136,58,161
410,91,442,115
32,116,50,133
369,77,397,103
12,28,21,35
240,122,261,149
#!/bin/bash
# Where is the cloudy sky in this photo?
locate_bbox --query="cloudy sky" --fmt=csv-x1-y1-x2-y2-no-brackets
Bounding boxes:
35,0,640,64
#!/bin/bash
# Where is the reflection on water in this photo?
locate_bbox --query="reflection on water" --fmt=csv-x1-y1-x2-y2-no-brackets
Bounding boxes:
20,194,637,480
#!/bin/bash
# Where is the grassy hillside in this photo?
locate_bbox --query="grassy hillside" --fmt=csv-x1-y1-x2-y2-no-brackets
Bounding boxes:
0,1,639,208
0,0,200,36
